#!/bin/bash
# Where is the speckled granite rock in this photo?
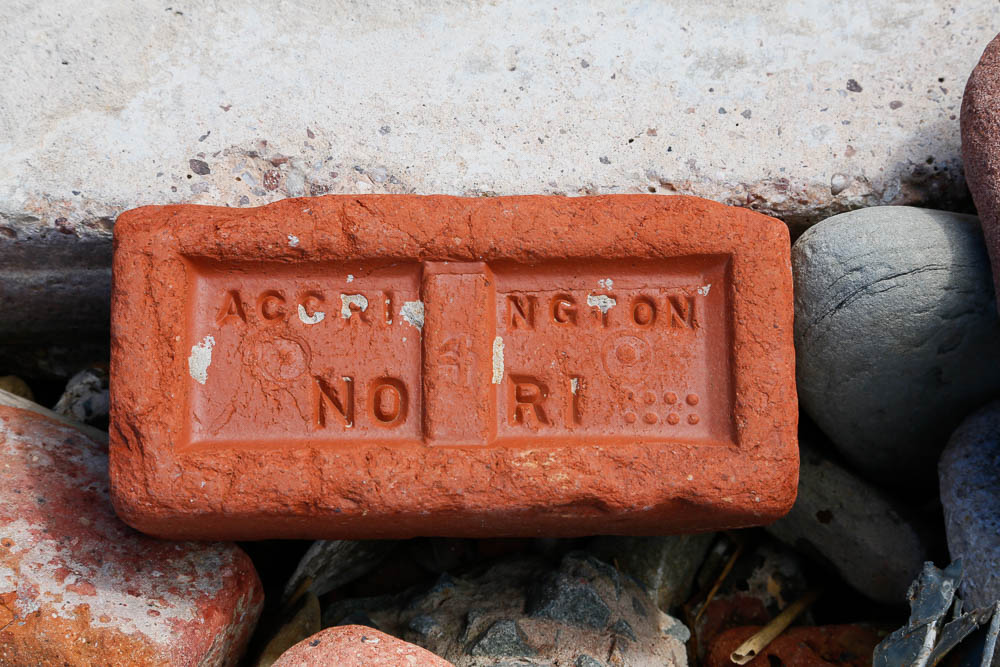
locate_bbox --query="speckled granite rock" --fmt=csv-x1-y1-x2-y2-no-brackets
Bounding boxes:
0,392,263,666
793,207,1000,491
323,552,689,666
939,400,1000,609
765,442,929,605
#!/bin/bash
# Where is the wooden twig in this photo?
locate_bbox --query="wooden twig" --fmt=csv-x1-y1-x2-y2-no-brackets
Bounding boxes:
730,589,822,664
693,540,745,627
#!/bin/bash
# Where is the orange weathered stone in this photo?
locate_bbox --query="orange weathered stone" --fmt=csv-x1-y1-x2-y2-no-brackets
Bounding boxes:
273,626,454,667
0,398,263,666
110,195,798,539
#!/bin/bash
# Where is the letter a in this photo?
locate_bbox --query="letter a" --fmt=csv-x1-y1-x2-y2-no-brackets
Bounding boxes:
216,290,246,325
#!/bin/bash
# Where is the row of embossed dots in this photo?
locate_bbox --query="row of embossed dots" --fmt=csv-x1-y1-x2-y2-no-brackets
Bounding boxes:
623,390,700,425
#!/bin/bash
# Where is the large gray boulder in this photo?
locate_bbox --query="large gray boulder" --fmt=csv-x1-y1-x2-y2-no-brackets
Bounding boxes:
793,207,1000,490
765,441,930,605
939,401,1000,609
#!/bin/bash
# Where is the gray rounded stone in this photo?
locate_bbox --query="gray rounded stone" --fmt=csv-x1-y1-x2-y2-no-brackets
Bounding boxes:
939,400,1000,609
586,534,714,614
793,206,1000,489
765,441,930,605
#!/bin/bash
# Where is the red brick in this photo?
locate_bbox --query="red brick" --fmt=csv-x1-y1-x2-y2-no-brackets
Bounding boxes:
706,625,882,666
110,195,798,539
273,626,453,667
0,399,263,666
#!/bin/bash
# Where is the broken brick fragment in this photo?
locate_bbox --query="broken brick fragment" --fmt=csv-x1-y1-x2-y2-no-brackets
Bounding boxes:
0,397,263,665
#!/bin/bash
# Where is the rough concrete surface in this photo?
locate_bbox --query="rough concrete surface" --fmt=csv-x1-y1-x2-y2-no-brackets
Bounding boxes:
0,0,994,238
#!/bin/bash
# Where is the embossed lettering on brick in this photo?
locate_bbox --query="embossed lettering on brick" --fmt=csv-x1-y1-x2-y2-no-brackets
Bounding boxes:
110,195,798,539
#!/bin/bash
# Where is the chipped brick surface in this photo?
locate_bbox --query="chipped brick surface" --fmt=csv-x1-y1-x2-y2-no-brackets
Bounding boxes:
110,194,797,540
273,626,454,667
706,625,882,667
0,402,263,666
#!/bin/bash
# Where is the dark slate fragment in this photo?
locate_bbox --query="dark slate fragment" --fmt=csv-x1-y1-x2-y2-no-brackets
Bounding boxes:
527,571,611,629
467,619,536,657
407,613,441,639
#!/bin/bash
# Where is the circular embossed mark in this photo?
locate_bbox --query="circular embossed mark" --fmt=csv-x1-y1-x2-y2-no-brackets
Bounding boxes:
601,335,652,379
254,335,310,383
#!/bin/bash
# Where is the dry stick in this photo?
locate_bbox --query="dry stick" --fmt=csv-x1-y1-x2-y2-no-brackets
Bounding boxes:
284,575,314,612
730,588,823,665
693,541,745,628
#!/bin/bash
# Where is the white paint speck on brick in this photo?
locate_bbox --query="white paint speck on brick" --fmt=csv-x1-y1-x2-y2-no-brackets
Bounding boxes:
587,294,616,314
492,336,505,384
287,234,299,247
340,294,368,319
297,303,324,325
187,335,215,384
401,300,424,329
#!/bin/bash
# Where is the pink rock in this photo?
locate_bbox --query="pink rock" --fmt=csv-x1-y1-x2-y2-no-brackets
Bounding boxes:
273,626,454,667
0,396,263,666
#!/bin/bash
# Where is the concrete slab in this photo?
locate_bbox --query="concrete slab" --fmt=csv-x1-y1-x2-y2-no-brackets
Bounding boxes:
0,0,995,235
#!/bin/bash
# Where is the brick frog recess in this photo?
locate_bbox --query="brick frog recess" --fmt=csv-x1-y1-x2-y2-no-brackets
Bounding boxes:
110,195,798,540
